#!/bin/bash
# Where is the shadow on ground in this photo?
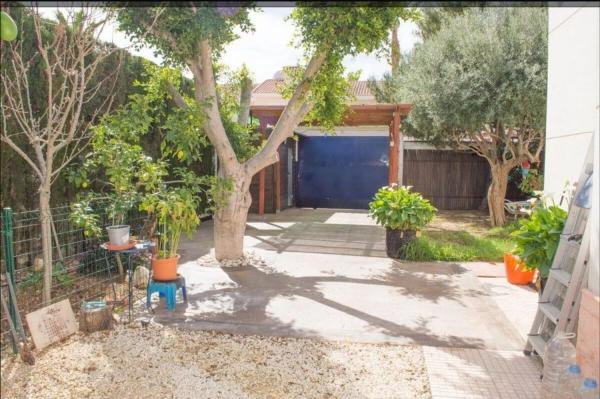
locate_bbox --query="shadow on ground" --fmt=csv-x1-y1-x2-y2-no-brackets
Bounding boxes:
157,209,525,351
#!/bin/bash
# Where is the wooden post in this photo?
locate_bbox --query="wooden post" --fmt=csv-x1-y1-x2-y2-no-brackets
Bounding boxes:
275,156,281,211
388,116,399,185
395,110,403,186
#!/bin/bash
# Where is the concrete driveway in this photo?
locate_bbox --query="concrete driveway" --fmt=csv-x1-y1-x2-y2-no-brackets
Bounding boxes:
152,209,535,351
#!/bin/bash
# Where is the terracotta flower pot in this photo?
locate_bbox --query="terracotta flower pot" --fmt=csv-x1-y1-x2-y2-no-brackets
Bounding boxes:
151,255,180,281
504,252,534,285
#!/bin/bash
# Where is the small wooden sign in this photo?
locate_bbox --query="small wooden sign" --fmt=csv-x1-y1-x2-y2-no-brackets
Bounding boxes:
25,299,77,350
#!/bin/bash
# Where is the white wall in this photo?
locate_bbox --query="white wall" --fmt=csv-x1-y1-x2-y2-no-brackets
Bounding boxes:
544,7,599,294
544,8,598,202
591,105,599,295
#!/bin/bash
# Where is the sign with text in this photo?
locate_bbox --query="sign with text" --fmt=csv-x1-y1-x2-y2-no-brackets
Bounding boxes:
25,299,77,350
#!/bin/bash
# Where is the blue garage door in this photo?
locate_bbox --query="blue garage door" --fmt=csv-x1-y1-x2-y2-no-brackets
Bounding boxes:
297,136,388,209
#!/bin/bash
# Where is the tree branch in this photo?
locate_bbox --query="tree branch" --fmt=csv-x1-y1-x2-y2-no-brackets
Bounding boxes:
245,50,328,176
0,135,43,180
192,40,239,174
166,83,189,110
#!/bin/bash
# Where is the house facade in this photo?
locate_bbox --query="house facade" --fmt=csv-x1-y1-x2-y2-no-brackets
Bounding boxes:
544,6,599,381
248,74,491,214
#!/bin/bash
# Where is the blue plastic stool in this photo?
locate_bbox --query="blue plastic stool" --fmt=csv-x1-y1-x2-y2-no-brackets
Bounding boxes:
146,275,187,311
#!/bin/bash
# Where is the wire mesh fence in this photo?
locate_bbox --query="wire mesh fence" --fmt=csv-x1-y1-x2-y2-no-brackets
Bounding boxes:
0,200,150,355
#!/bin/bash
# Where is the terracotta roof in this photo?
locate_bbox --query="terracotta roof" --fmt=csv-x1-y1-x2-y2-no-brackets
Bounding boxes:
252,79,281,94
351,81,372,96
253,79,374,97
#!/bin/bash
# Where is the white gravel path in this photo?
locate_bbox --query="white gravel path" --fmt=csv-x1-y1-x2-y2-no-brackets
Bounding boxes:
1,324,431,399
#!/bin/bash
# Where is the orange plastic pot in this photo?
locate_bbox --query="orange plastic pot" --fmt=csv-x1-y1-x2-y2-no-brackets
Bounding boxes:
151,255,180,281
504,252,534,285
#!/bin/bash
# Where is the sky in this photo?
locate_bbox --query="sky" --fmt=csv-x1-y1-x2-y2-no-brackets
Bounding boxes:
38,6,421,83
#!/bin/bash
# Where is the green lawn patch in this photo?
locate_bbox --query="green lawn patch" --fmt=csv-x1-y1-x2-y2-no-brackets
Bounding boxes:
402,222,518,262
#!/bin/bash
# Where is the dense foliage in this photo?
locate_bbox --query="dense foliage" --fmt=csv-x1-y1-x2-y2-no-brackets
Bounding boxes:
69,63,210,242
511,205,567,278
115,4,255,67
402,7,547,143
0,6,163,209
415,6,470,40
369,186,437,231
115,4,420,139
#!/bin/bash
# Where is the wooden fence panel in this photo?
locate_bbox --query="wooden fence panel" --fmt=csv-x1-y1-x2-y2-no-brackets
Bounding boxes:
403,149,490,210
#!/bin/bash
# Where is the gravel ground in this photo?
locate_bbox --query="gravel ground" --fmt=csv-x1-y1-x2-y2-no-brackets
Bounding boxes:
1,324,431,399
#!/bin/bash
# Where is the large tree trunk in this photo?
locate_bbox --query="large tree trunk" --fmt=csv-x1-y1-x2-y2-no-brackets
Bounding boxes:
487,165,510,227
39,184,53,305
213,169,253,261
183,41,327,261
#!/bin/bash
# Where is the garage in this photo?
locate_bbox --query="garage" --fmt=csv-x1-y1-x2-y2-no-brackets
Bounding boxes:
296,135,388,209
248,77,491,214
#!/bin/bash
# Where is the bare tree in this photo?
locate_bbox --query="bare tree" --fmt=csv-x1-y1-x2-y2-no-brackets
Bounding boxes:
1,7,120,304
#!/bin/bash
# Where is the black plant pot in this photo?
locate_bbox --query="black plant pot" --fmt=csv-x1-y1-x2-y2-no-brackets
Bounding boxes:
386,228,417,259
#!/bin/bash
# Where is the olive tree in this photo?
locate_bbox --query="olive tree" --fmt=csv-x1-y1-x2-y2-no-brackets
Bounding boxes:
400,8,547,226
115,4,419,260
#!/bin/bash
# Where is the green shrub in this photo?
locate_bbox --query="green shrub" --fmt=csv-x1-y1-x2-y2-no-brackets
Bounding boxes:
511,205,567,278
368,185,437,230
139,186,200,259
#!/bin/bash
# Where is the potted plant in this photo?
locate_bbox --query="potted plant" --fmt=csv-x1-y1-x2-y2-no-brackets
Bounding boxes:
105,191,136,246
503,252,535,285
68,123,164,246
369,185,437,258
70,192,136,247
511,204,567,292
140,187,200,281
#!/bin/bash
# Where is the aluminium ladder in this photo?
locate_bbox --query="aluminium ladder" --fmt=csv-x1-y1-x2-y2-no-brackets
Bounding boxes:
524,150,594,360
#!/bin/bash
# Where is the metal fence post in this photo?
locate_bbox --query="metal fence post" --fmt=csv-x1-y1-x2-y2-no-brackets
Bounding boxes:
2,207,18,353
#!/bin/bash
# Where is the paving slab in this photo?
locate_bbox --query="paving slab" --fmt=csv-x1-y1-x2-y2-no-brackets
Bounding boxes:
152,209,536,351
423,346,542,398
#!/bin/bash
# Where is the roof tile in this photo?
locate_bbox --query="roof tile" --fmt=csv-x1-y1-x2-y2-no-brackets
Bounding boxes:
253,79,374,97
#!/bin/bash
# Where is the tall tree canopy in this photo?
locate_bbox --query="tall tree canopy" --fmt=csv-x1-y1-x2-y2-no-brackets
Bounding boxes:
114,4,421,260
415,5,470,40
400,7,548,226
368,5,468,103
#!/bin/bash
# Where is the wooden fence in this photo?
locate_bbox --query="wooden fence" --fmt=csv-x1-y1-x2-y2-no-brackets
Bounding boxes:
403,149,490,210
250,147,492,213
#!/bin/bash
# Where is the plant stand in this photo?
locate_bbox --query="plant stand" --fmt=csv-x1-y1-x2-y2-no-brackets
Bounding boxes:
146,275,187,311
101,241,155,323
